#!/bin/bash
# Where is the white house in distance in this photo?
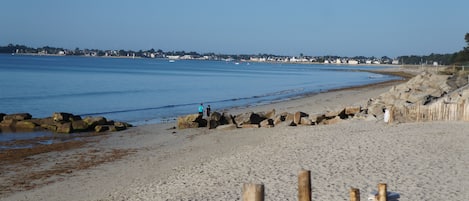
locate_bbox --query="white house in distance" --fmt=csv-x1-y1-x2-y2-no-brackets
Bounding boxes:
167,55,180,60
348,60,359,65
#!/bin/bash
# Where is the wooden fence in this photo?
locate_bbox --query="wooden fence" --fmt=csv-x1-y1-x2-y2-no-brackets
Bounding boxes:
242,170,391,201
390,93,469,123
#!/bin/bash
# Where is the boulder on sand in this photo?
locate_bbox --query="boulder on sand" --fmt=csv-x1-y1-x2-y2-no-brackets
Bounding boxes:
177,114,207,129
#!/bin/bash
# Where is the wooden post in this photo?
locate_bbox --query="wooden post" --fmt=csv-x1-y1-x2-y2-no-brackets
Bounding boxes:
349,188,360,201
243,183,264,201
378,183,387,201
298,170,311,201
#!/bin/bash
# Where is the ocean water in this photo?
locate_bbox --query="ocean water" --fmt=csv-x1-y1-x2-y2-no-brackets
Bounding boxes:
0,54,397,126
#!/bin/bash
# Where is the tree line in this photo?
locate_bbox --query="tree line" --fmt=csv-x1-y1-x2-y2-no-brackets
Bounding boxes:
397,33,469,65
2,33,469,64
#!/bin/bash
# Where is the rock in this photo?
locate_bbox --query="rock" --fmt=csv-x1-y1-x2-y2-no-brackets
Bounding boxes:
0,119,16,127
345,106,361,116
41,124,58,132
52,112,74,122
221,113,235,125
109,125,126,132
260,119,274,128
258,109,276,119
208,119,219,129
15,121,38,129
0,113,5,122
294,111,308,125
72,120,90,132
56,122,72,133
95,125,109,132
3,113,32,121
300,117,312,125
216,124,238,130
208,112,222,129
234,112,252,126
324,111,339,118
241,124,259,129
114,122,131,130
234,112,266,126
209,112,222,121
273,115,285,125
83,116,108,127
177,114,205,129
323,116,342,125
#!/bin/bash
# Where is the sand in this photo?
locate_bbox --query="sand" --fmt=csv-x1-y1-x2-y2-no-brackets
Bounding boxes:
1,67,468,201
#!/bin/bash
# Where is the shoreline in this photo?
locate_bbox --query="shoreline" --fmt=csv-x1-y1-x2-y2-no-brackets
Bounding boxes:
3,67,467,201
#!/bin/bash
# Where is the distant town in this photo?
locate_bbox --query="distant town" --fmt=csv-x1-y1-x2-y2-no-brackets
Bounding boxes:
0,43,459,66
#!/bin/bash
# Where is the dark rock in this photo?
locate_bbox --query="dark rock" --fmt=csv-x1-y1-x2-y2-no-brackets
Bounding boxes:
95,125,109,132
52,112,74,122
0,113,5,122
72,120,90,132
114,122,131,130
221,113,235,125
83,116,108,127
0,119,16,127
15,121,38,129
3,113,32,121
209,112,222,122
208,119,219,129
56,122,72,133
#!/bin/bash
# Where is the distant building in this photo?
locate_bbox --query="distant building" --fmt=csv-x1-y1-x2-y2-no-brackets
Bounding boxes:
167,55,180,60
365,60,372,64
348,60,359,65
433,61,439,66
392,60,400,65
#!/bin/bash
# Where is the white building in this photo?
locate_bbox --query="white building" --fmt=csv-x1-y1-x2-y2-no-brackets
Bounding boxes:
167,55,180,60
348,60,359,65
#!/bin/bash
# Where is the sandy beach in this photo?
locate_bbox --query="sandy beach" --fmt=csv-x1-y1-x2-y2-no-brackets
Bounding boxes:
1,67,468,201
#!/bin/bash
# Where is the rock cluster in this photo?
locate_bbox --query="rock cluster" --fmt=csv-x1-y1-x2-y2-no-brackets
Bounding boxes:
366,71,469,122
0,112,132,133
177,106,363,130
177,71,469,130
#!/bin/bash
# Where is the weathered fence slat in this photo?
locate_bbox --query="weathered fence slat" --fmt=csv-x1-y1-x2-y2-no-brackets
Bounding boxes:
242,183,264,201
298,170,312,201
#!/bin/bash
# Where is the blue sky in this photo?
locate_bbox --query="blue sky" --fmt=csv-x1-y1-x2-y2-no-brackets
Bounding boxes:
1,0,468,57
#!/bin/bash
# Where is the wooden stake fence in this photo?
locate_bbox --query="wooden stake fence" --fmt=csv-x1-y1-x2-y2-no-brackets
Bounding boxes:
242,170,393,201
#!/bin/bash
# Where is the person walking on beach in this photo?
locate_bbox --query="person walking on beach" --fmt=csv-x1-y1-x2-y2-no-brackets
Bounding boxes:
206,105,211,117
198,103,204,116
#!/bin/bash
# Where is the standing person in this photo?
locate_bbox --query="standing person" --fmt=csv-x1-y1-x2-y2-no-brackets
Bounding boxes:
206,105,211,117
198,103,204,116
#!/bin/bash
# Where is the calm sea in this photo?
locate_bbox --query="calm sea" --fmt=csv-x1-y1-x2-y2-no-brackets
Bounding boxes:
0,54,396,126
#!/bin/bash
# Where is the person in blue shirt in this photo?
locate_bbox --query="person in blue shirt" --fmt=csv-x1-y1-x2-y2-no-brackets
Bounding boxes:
198,103,204,116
